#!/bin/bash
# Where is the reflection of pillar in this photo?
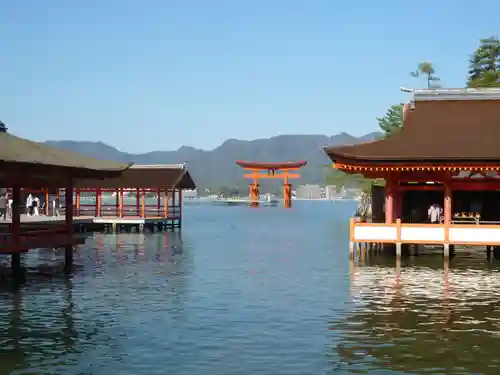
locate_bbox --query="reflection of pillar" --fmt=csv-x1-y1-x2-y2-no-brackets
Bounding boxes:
283,183,292,208
250,183,260,207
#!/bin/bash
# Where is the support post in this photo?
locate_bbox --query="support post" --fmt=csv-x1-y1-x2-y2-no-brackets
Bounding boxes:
396,218,402,256
75,188,80,217
65,182,74,274
349,217,355,257
250,182,260,207
11,185,22,280
283,183,292,208
178,188,182,228
444,183,452,257
45,189,50,216
119,188,124,218
141,189,146,218
96,188,102,217
384,178,394,224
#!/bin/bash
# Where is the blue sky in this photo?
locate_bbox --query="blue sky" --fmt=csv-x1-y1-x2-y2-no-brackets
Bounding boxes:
0,0,497,153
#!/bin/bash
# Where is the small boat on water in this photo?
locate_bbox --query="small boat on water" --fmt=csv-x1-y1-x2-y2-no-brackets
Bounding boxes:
212,194,280,207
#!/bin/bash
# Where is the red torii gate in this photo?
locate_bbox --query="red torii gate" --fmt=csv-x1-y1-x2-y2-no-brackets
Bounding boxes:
236,160,307,208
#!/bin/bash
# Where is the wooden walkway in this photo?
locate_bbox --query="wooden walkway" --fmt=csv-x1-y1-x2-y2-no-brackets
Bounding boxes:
0,214,181,233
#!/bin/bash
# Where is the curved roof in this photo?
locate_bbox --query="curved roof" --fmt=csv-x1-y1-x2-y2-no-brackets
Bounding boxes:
236,160,307,169
74,164,197,189
0,131,132,177
325,99,500,165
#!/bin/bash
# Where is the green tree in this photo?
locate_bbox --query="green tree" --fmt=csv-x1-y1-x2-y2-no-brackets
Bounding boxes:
376,103,403,136
410,61,440,88
467,37,500,88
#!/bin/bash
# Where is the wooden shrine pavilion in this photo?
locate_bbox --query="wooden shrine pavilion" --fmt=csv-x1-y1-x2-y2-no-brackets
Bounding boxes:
72,164,195,230
325,88,500,256
0,121,132,276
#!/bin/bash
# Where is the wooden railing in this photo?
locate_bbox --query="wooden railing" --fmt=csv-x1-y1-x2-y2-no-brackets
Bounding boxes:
350,217,500,247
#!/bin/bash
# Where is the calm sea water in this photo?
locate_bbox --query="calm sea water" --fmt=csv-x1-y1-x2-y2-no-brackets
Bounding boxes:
1,201,500,374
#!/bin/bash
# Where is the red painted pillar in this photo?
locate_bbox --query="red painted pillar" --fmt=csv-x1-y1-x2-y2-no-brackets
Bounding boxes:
96,188,102,217
444,183,452,224
178,189,182,227
385,179,394,224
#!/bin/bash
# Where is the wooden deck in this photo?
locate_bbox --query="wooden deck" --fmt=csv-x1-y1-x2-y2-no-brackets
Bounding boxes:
0,214,181,238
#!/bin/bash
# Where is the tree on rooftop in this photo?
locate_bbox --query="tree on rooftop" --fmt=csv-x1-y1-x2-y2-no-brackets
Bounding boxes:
410,61,441,88
467,37,500,88
377,103,403,137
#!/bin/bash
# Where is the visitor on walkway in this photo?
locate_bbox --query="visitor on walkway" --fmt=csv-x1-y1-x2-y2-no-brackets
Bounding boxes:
32,196,40,216
428,204,442,224
26,193,33,216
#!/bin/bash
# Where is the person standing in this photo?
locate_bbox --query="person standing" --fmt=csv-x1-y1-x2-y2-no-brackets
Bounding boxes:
26,193,33,216
428,204,440,224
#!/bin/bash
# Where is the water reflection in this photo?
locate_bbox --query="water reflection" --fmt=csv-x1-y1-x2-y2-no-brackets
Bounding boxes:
333,251,500,374
0,232,188,374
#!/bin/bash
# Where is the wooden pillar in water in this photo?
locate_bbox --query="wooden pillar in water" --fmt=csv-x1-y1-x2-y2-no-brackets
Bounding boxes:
95,188,102,217
250,182,259,207
119,188,124,218
141,189,146,218
283,183,292,208
65,182,74,273
178,188,183,228
384,179,394,224
443,183,452,257
11,185,22,280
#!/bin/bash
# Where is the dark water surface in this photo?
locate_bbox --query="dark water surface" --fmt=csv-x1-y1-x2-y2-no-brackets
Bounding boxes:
1,201,500,374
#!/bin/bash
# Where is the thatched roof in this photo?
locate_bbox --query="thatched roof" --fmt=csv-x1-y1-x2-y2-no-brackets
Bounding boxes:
0,124,132,181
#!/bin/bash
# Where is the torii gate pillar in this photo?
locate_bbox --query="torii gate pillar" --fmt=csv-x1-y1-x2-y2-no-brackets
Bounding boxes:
236,160,307,208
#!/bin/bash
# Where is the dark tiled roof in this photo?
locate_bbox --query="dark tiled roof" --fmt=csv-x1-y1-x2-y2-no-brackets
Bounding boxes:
325,99,500,164
74,165,197,189
0,131,132,173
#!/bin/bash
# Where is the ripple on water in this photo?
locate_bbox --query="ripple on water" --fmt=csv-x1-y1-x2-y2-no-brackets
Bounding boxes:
2,202,500,374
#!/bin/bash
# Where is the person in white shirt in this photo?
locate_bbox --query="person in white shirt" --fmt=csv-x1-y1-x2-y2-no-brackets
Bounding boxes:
428,204,442,224
26,193,33,216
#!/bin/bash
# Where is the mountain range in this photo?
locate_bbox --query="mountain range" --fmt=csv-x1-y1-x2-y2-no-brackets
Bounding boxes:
44,131,381,191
